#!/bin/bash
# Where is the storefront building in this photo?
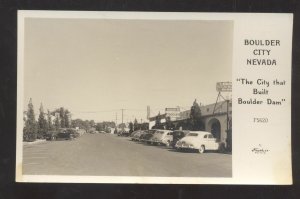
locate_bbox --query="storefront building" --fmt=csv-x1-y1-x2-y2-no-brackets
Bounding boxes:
148,100,232,144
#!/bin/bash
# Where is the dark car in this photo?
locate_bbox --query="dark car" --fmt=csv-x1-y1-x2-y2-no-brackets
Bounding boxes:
66,128,80,138
121,131,130,137
135,131,148,142
45,131,58,141
45,130,74,141
131,130,147,141
170,130,190,148
140,129,157,144
117,130,130,137
56,132,74,140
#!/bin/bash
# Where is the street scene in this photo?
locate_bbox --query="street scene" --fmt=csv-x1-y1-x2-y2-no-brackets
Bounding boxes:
20,18,233,179
23,132,231,177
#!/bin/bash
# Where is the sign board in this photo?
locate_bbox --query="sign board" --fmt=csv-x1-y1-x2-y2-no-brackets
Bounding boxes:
216,82,232,92
165,107,180,121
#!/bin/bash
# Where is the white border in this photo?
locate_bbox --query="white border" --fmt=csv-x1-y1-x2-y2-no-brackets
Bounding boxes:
17,11,293,184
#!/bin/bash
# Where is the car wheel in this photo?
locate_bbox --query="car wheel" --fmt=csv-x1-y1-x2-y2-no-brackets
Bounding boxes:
166,140,171,148
198,145,205,154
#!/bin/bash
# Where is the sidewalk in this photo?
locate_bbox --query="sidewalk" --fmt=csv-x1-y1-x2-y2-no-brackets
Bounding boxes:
23,139,47,146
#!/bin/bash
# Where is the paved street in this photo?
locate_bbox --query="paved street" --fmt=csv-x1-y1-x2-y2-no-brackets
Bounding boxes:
23,133,231,177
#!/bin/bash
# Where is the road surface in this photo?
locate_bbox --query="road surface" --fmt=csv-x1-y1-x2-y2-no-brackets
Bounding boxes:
23,133,231,177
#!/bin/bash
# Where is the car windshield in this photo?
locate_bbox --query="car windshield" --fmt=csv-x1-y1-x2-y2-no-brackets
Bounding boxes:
157,131,164,134
187,133,198,137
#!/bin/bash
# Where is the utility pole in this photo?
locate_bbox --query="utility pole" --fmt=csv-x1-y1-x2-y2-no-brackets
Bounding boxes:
121,109,124,124
115,112,118,126
147,106,150,120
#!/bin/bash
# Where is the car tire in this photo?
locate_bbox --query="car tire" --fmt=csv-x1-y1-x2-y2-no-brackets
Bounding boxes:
198,145,205,154
166,140,171,148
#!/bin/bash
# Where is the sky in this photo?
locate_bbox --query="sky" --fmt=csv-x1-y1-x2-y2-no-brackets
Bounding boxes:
23,18,233,123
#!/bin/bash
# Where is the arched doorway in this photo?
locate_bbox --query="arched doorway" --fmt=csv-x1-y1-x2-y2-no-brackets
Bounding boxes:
207,118,221,141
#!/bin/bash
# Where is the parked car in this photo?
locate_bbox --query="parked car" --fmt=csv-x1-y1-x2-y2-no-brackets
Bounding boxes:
150,130,173,147
45,131,58,141
122,131,130,137
66,128,80,138
175,131,221,153
45,130,74,141
131,130,145,141
140,130,155,144
56,132,74,141
137,130,152,142
130,130,142,141
170,130,190,148
118,130,130,137
141,133,152,143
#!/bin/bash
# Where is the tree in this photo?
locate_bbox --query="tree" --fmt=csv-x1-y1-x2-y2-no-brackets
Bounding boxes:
24,98,38,141
118,123,126,129
140,122,149,130
37,103,48,138
59,107,66,128
54,114,60,130
129,122,133,134
96,122,104,131
89,120,95,128
47,109,54,131
133,118,139,131
64,109,70,128
189,99,204,130
165,116,175,130
152,112,164,129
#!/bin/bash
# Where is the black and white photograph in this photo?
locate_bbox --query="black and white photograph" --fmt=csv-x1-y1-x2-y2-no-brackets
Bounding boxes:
19,13,233,180
16,11,293,185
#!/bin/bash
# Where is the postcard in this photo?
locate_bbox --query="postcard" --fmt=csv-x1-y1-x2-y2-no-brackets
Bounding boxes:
16,11,293,184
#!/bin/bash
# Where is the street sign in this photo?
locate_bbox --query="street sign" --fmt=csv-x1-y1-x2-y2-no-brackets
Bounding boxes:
216,82,232,92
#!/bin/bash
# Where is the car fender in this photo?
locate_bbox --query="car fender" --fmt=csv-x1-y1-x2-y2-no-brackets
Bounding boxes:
193,141,203,150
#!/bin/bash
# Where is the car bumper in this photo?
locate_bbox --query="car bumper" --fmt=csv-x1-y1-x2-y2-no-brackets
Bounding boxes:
150,138,160,143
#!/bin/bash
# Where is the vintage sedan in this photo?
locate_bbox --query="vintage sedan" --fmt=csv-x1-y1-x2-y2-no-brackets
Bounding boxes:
45,131,74,141
45,131,58,141
139,129,156,143
150,130,173,146
135,131,148,142
130,130,143,141
175,131,221,153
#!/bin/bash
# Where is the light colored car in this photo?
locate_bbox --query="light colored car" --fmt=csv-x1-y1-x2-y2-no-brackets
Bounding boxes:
150,130,173,147
175,131,220,153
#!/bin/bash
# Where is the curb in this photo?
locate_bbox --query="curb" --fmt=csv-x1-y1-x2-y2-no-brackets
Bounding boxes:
23,139,47,146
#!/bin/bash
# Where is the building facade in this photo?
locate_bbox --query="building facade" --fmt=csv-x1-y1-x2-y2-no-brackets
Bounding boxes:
149,100,232,144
